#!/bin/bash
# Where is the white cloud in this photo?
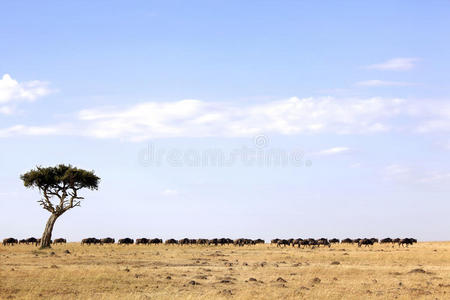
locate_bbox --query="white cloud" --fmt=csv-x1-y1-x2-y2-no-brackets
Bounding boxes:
366,58,418,71
0,106,14,115
161,189,179,196
356,80,412,87
383,164,450,186
0,74,52,104
315,147,351,156
0,125,62,138
0,74,53,115
74,97,404,141
2,96,450,140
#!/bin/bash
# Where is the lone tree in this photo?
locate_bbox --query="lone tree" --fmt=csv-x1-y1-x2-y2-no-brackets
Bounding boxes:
21,164,100,248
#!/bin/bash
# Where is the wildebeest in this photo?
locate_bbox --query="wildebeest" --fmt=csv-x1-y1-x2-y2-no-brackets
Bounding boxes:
341,238,353,244
276,239,290,247
81,237,101,245
149,238,163,244
136,238,150,245
271,238,280,245
53,238,67,244
19,239,28,244
179,238,192,245
254,239,265,244
380,238,393,244
101,237,115,244
196,238,209,245
165,238,178,245
118,238,134,245
209,238,232,245
234,238,255,246
26,237,39,246
329,238,340,244
317,238,331,248
358,238,374,247
399,238,417,247
292,238,303,247
307,239,319,248
208,238,219,246
220,238,234,245
2,238,18,246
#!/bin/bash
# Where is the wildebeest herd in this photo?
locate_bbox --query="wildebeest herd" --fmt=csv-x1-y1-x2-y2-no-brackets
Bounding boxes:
271,237,417,247
2,237,417,247
2,237,67,246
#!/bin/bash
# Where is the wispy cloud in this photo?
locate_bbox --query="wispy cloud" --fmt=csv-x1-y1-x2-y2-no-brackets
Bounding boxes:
383,164,450,186
315,147,351,156
3,96,450,140
74,97,403,141
0,74,53,114
0,125,62,138
356,80,413,87
366,58,418,71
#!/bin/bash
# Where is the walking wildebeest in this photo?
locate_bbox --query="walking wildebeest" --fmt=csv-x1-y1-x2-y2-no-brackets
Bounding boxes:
26,237,39,246
165,239,178,245
318,238,331,248
358,238,374,247
81,237,101,245
329,238,340,244
53,238,67,244
136,238,149,245
179,238,192,245
271,238,280,245
380,238,393,244
234,238,253,246
2,238,18,246
220,238,234,245
276,239,290,247
101,237,115,244
149,238,163,244
292,238,303,248
399,238,417,247
208,238,219,246
341,238,353,244
307,238,319,248
118,238,134,245
196,238,209,245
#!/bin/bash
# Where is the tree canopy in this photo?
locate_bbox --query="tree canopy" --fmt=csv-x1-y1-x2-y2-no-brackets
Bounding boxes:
21,164,100,215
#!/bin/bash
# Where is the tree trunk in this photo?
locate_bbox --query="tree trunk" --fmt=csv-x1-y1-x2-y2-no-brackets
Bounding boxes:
40,214,59,249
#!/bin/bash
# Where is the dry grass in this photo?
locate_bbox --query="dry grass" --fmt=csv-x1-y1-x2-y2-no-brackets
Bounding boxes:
1,242,450,299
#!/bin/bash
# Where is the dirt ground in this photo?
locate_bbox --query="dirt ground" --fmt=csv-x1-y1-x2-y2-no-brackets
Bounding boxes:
1,242,449,299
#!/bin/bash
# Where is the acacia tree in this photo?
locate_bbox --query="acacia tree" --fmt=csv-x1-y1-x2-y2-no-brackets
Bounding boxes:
21,164,100,248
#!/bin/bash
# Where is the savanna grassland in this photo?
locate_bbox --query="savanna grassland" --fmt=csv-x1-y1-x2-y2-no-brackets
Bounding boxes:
1,242,449,299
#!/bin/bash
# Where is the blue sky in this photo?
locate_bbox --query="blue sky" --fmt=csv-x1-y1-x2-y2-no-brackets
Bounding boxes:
1,1,450,241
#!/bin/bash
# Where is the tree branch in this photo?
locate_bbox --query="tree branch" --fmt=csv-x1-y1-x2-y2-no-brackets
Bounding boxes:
38,199,55,213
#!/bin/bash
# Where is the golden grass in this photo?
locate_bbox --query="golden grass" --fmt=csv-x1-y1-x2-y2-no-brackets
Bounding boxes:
1,242,449,299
